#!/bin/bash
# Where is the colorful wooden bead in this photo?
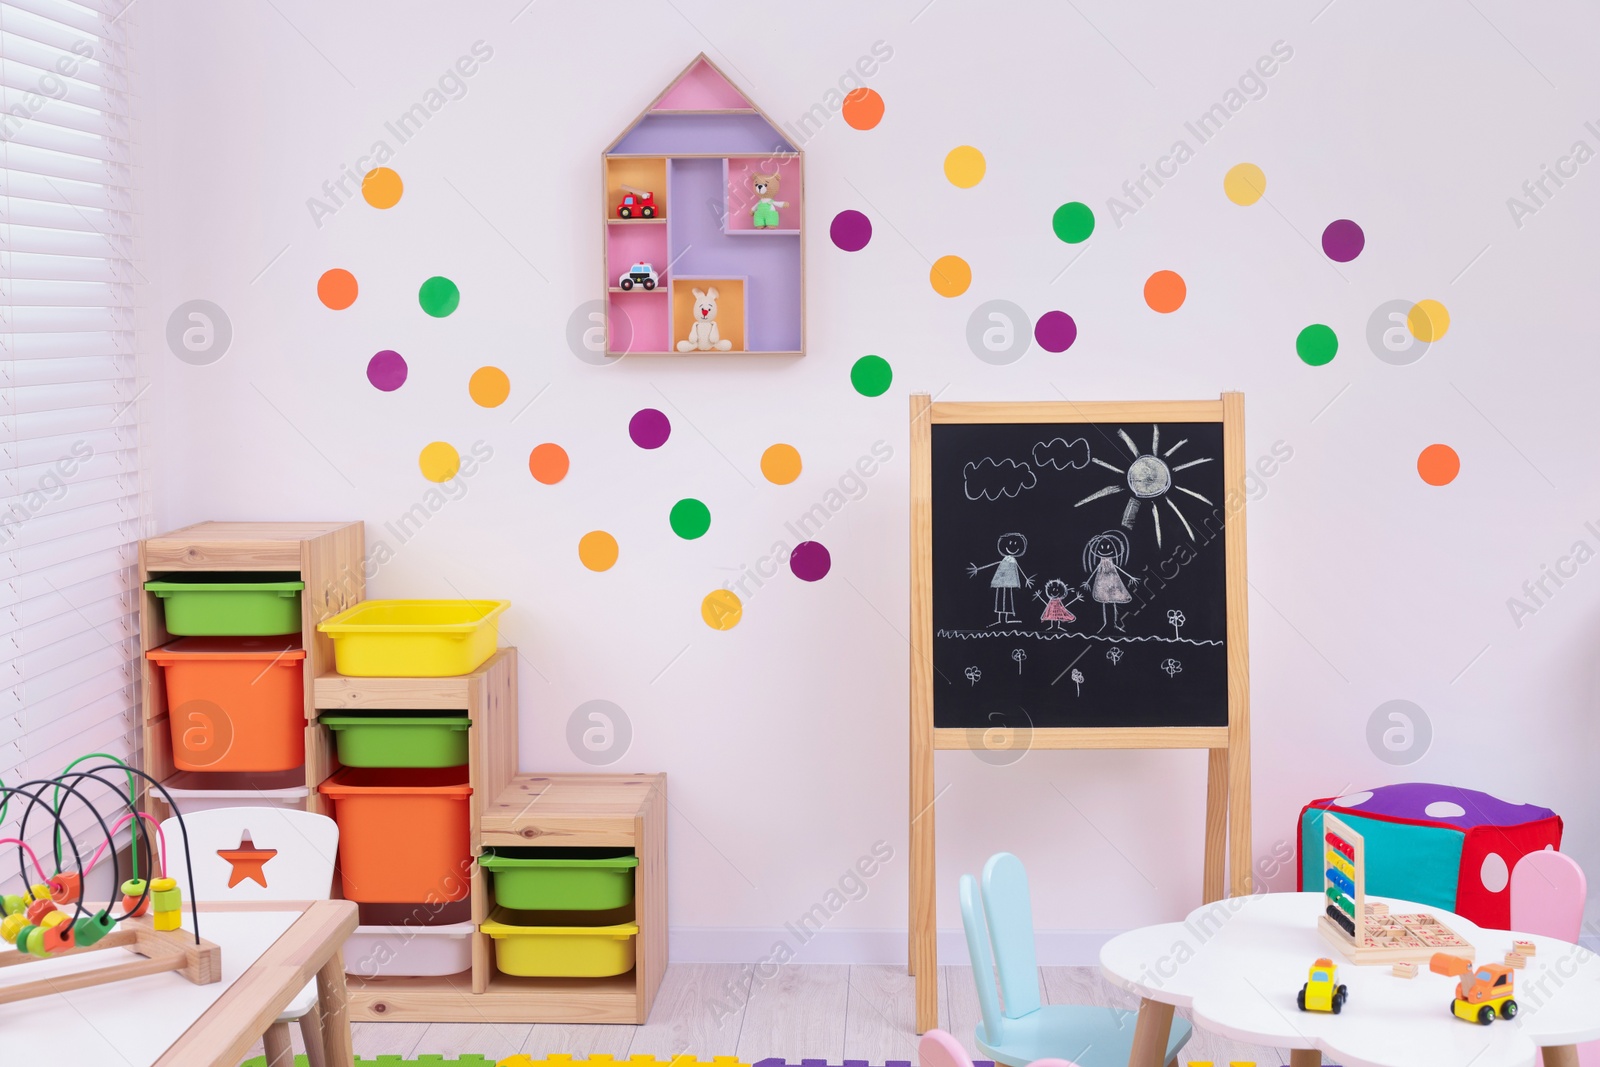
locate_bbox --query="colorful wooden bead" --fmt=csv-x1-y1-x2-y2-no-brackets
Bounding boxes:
73,910,114,947
24,898,56,925
120,878,149,918
24,926,48,958
13,925,35,953
41,921,75,953
48,872,81,905
1,895,24,916
0,913,26,944
38,911,67,930
28,883,51,904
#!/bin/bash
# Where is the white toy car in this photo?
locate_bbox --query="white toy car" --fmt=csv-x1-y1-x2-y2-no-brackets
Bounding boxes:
618,263,658,291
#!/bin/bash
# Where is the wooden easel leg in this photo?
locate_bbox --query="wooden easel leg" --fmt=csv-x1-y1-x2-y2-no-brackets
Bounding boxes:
262,1022,294,1067
1288,1050,1321,1066
911,760,938,1031
316,949,355,1067
1203,747,1228,903
1127,997,1174,1067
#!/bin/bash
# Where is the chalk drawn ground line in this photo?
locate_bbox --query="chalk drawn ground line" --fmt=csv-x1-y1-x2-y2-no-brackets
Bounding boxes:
936,628,1221,646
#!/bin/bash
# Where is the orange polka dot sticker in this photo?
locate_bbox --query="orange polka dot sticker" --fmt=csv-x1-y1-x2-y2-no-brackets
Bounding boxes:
469,366,510,408
1418,444,1460,486
528,443,569,485
317,269,357,310
578,530,618,572
701,588,742,630
841,88,884,131
1144,270,1186,313
761,444,802,485
930,255,972,298
362,167,403,209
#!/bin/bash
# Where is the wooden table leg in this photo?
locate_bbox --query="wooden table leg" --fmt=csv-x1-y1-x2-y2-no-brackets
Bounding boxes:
1288,1050,1321,1066
1543,1046,1580,1067
1128,997,1174,1067
262,1022,294,1067
316,948,355,1067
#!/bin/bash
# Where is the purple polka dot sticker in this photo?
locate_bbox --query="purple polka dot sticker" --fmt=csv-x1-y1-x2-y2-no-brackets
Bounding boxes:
830,210,872,252
628,407,671,449
1034,311,1077,353
367,350,407,391
1322,219,1365,262
790,540,831,582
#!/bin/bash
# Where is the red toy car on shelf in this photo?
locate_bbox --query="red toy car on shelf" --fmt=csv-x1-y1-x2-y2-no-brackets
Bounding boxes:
617,185,656,219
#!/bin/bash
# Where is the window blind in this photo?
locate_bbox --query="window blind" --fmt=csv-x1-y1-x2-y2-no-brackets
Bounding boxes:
0,0,142,852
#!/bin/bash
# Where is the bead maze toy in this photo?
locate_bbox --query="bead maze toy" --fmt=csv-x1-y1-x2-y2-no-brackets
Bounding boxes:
0,754,217,1004
1318,811,1474,965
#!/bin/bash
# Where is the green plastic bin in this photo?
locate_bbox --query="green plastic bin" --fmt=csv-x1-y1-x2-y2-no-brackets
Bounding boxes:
321,713,472,768
480,848,638,911
145,573,304,636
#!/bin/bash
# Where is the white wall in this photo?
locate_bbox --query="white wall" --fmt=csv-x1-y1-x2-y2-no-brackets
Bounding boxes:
134,0,1600,961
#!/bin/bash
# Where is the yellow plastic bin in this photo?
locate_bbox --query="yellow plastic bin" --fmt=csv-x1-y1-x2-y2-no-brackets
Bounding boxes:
479,906,639,977
318,599,510,677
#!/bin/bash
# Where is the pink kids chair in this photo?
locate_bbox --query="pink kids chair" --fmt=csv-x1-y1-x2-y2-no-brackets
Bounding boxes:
919,1029,1081,1067
1510,848,1597,1067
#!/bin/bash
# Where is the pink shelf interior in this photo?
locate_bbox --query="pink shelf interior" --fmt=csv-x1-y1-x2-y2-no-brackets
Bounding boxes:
607,224,669,284
609,291,671,353
653,58,751,111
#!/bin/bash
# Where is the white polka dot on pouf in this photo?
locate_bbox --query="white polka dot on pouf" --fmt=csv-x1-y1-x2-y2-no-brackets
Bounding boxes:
1425,800,1467,818
1481,852,1510,893
1336,791,1374,806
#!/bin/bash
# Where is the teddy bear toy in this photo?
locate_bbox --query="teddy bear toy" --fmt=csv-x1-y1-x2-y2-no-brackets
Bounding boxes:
677,286,734,351
750,172,788,229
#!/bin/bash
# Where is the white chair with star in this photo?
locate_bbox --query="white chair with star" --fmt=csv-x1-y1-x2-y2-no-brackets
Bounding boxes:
160,806,340,1067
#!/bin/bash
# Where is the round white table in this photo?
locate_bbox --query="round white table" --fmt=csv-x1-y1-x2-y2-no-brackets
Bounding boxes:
1099,893,1600,1067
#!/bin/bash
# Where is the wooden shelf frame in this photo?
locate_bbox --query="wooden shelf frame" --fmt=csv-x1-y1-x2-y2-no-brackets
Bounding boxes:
138,521,365,817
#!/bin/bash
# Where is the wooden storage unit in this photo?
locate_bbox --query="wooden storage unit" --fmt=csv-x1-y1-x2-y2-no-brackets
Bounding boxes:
138,521,364,816
345,772,667,1023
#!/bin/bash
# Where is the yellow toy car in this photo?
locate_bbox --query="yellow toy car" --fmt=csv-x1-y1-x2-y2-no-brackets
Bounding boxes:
1297,956,1349,1013
1430,953,1518,1024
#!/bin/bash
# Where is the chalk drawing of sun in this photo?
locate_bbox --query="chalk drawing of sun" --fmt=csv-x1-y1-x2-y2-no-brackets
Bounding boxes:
1073,426,1213,547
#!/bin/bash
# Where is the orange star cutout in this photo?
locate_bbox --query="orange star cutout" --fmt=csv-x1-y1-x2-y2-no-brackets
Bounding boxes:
217,833,278,889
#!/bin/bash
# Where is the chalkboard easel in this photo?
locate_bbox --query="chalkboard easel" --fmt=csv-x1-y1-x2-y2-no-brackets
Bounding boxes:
907,394,1252,1033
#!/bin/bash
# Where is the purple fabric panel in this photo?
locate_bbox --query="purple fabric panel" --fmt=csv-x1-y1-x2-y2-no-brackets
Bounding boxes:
1326,782,1555,828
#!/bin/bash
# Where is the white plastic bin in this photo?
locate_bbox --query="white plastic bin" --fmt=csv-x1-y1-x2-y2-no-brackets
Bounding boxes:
160,769,309,814
345,919,476,978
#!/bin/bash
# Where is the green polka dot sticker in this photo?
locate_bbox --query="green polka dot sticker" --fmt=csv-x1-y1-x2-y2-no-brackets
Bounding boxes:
1296,324,1338,366
1052,202,1095,244
851,354,892,397
419,276,460,317
670,498,711,540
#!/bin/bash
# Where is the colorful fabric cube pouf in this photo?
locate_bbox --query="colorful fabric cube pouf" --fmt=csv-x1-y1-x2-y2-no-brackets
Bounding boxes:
1297,783,1562,930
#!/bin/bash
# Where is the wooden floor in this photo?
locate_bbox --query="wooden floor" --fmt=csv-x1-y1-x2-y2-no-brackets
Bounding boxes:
246,964,1290,1064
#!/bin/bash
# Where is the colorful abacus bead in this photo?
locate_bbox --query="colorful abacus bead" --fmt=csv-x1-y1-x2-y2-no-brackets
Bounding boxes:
41,920,75,953
121,878,150,918
37,911,67,930
48,872,81,905
25,898,57,925
24,925,48,958
151,877,181,932
73,910,115,948
28,883,52,905
12,925,35,953
1,895,24,916
0,913,27,945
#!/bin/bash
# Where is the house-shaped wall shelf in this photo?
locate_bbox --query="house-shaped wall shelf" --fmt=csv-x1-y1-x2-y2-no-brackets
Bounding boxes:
602,54,804,357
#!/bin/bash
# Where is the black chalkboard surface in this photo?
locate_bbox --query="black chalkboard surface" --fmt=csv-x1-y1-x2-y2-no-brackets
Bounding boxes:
931,420,1229,730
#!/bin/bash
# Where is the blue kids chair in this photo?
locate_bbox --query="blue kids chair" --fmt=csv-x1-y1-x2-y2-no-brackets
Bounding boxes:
959,852,1192,1067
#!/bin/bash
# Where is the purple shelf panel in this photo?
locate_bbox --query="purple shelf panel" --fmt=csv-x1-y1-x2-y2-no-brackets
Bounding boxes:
613,114,797,156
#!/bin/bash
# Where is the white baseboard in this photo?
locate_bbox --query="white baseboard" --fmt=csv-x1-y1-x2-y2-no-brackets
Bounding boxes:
669,929,1600,966
669,928,1118,966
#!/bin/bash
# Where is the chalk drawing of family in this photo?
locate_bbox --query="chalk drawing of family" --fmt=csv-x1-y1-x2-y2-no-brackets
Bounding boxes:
967,529,1138,631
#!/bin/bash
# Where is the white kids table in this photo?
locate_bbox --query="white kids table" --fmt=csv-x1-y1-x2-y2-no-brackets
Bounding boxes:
1100,892,1600,1067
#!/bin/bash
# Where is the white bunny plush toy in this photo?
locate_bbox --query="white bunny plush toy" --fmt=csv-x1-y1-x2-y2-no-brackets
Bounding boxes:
677,287,733,351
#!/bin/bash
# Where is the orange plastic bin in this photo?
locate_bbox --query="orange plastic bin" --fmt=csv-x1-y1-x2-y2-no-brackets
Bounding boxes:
146,637,306,773
318,767,473,903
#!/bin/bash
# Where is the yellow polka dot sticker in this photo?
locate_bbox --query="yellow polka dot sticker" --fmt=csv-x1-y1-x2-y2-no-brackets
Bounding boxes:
760,443,802,485
578,531,619,572
418,442,460,483
1223,163,1266,206
930,255,972,298
469,366,510,408
944,146,986,188
1408,299,1450,342
362,167,403,209
701,588,742,630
